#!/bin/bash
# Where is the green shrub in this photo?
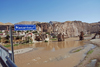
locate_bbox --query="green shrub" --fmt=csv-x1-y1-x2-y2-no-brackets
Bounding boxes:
0,36,1,42
0,36,1,39
74,49,82,52
29,39,33,43
51,38,57,40
32,31,37,33
26,31,29,33
46,32,49,34
6,35,10,39
45,40,48,42
53,35,57,38
0,31,3,33
87,50,93,55
19,36,22,39
4,44,11,47
14,44,19,46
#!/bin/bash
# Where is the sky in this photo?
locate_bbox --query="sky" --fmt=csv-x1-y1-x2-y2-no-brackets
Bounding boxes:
0,0,100,24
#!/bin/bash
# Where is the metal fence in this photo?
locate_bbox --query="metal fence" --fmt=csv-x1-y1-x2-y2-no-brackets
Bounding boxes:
0,45,17,67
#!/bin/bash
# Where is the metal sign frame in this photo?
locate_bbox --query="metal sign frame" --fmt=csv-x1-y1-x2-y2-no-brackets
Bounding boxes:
14,24,36,31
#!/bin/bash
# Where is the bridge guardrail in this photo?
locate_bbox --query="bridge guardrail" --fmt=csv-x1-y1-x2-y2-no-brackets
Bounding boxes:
0,45,17,67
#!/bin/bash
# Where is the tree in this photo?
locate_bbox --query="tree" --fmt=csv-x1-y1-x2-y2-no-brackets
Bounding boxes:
0,36,1,42
26,31,29,33
32,31,37,33
30,30,32,32
6,35,10,40
0,31,3,33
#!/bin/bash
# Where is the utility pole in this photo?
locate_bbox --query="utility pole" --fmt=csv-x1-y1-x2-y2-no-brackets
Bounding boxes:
9,26,15,62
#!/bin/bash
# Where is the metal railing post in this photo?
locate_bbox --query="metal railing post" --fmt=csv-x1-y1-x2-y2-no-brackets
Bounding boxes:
9,26,15,63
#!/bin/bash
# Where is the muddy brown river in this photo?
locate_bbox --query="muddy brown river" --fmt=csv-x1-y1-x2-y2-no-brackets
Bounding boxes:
8,37,94,67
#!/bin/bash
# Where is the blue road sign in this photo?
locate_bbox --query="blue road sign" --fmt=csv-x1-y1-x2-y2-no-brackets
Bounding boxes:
14,24,36,31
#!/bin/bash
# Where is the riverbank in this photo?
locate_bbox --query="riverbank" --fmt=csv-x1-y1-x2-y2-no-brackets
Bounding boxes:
77,39,100,67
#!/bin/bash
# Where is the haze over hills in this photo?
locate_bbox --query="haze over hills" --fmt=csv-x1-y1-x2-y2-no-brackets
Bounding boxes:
0,21,100,25
15,21,40,24
0,22,13,25
0,22,5,25
15,21,100,24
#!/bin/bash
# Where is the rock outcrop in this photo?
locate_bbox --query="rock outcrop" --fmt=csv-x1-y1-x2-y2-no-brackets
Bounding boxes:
79,31,84,40
92,30,100,39
0,21,100,38
36,21,100,37
57,33,64,41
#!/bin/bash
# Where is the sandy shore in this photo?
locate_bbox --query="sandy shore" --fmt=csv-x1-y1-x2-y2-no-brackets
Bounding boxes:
77,38,100,67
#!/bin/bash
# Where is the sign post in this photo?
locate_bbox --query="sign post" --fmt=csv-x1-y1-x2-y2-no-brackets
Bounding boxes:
9,26,14,62
8,24,36,63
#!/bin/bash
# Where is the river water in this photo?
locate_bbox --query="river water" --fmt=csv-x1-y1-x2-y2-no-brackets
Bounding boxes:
10,37,94,67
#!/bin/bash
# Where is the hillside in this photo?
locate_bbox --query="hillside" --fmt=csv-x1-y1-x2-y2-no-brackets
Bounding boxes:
0,22,5,25
0,22,13,25
15,21,40,24
5,22,13,25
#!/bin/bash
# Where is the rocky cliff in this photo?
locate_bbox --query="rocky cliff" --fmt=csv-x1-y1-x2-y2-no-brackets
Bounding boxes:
36,21,100,37
0,21,100,37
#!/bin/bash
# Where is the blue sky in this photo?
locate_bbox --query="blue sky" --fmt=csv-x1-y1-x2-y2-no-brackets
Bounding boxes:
0,0,100,23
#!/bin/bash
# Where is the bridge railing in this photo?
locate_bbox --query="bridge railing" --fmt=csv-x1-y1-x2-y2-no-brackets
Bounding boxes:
0,45,17,67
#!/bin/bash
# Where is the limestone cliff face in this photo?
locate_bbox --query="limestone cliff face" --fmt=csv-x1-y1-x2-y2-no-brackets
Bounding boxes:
1,21,100,38
36,23,51,32
51,21,90,37
90,23,100,33
36,21,100,37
